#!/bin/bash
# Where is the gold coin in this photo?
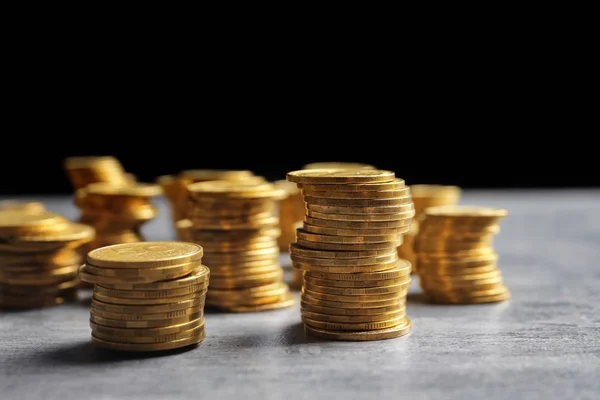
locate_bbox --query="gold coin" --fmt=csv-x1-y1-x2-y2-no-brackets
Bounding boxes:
94,282,209,299
290,252,398,266
83,259,200,278
420,269,501,282
303,223,409,238
306,209,415,223
296,239,402,252
207,291,291,308
87,242,204,268
411,184,461,199
416,263,499,275
96,266,209,291
303,260,411,281
301,309,405,323
301,300,403,316
289,243,397,259
190,216,279,230
179,169,255,181
208,270,283,290
304,216,412,230
91,329,205,352
90,318,203,338
303,288,406,303
297,228,402,243
208,282,289,299
0,200,46,214
307,203,414,215
84,182,162,198
302,316,405,331
302,162,376,170
90,305,203,321
416,252,498,265
304,196,412,207
298,179,405,192
187,180,285,199
90,312,203,329
301,293,403,309
208,265,282,278
79,265,195,285
192,228,281,241
304,318,411,341
302,187,411,200
223,293,295,312
92,325,204,345
14,223,95,245
426,288,510,304
93,290,206,305
91,297,204,314
287,169,395,184
303,275,410,288
0,211,70,236
292,258,400,274
424,205,508,219
304,280,410,296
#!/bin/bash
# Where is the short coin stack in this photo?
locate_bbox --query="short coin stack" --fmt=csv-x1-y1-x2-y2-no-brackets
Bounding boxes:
0,210,94,308
287,169,415,341
79,242,209,352
64,156,133,190
414,205,510,304
186,180,295,312
397,185,461,274
76,183,162,255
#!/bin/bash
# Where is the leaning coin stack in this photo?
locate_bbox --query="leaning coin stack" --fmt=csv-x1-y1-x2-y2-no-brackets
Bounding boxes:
64,156,133,190
0,210,94,308
76,183,161,255
78,242,209,352
414,205,510,304
157,170,263,239
287,169,415,341
397,185,461,274
186,180,295,312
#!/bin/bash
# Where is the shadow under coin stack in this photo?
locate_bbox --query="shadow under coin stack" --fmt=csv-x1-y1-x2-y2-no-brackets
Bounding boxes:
414,205,510,304
0,210,94,308
186,180,295,312
397,185,461,274
63,156,133,190
78,242,209,352
286,169,414,341
76,183,161,254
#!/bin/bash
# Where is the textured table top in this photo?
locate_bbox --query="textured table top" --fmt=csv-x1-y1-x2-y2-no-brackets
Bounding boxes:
1,190,599,400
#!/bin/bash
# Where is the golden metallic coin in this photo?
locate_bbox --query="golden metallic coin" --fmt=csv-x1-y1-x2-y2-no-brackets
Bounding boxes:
416,263,499,275
207,291,291,308
287,169,395,184
87,242,203,268
302,162,376,170
306,209,415,222
90,305,203,321
91,296,204,314
304,195,413,207
91,330,205,352
179,169,255,182
0,279,80,295
83,259,200,278
411,184,461,199
0,200,46,214
90,312,203,329
208,265,282,278
301,293,403,309
94,282,209,299
304,280,410,296
303,259,411,281
223,293,295,312
307,203,414,215
303,275,410,288
208,282,289,299
0,211,70,235
303,288,406,303
298,179,405,192
14,223,95,245
290,252,398,266
209,270,283,290
426,288,510,304
302,187,411,200
79,264,195,285
295,239,402,253
302,315,406,331
303,223,409,238
304,216,412,230
301,309,406,323
297,228,402,243
420,269,501,282
192,227,281,241
93,290,207,305
424,205,508,219
90,317,203,337
416,252,498,265
200,240,278,252
92,324,204,344
292,258,400,274
300,300,403,316
84,182,162,198
289,243,396,259
304,318,412,341
187,180,285,199
189,216,279,230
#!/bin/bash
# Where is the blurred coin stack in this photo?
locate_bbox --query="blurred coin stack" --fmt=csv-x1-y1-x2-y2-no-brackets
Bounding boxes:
0,200,47,214
414,205,510,304
76,183,161,254
0,210,94,308
186,180,295,312
157,170,263,238
287,169,415,341
397,185,461,274
63,156,134,190
79,242,209,352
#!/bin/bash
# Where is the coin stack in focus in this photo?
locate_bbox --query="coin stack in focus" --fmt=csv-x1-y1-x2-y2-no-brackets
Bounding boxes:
79,242,209,352
414,205,510,304
287,169,415,341
303,162,376,170
64,156,134,190
397,185,461,274
0,210,94,308
157,170,263,238
186,180,295,312
76,183,162,255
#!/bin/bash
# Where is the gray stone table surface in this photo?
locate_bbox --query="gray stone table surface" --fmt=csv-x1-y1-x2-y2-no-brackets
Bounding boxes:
1,190,599,400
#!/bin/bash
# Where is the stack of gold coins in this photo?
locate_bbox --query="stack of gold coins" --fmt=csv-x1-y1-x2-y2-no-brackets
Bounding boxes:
186,180,295,312
414,205,509,304
157,170,263,238
78,242,209,352
303,162,376,170
63,156,133,190
0,200,47,214
274,180,305,252
76,183,161,254
287,169,415,341
397,184,461,274
0,210,94,308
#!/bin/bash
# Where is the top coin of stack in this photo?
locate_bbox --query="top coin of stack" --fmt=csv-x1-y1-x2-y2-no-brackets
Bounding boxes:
287,169,415,341
186,180,295,312
397,184,461,274
0,200,47,214
414,205,509,304
0,210,94,308
64,156,133,190
157,170,264,238
78,242,209,352
303,162,376,170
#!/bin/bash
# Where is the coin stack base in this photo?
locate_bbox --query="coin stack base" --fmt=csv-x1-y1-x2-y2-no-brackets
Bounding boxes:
415,205,510,304
79,242,209,352
287,168,415,341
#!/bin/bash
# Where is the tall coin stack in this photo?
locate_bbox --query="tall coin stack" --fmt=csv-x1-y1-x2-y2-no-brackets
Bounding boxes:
76,183,161,254
157,170,263,239
287,169,415,341
186,180,295,312
78,242,209,352
414,205,510,304
0,210,94,308
397,184,461,274
63,156,133,190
